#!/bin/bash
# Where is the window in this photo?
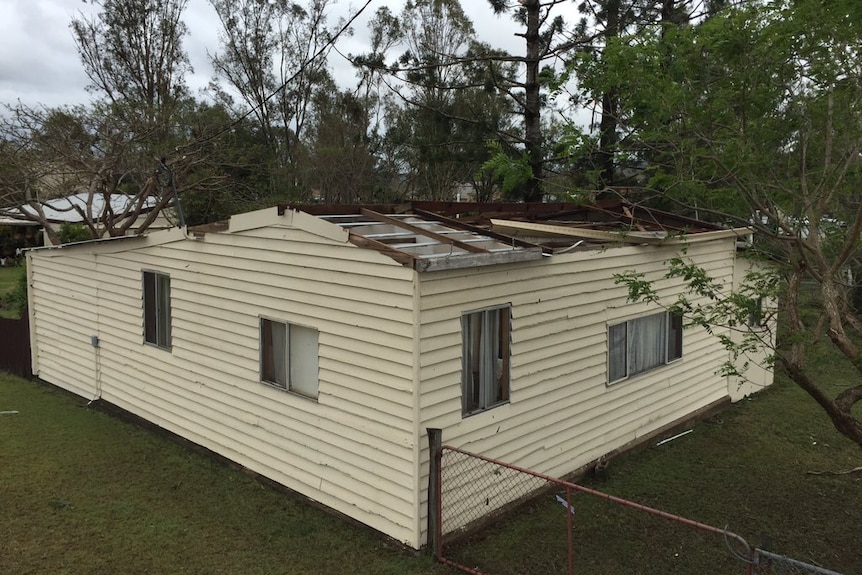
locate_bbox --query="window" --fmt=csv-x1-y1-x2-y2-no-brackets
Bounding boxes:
143,271,171,349
608,311,683,384
462,305,511,415
260,318,319,399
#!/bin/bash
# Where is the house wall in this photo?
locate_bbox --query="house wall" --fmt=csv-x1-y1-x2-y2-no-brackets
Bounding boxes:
728,254,776,401
416,237,742,540
28,212,424,547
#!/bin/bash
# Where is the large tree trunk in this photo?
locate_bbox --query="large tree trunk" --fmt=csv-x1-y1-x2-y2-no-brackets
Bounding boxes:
598,0,620,188
781,266,862,450
782,359,862,450
523,0,544,202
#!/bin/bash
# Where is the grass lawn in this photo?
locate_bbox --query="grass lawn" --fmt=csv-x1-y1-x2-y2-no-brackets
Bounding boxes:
0,374,448,575
2,360,861,574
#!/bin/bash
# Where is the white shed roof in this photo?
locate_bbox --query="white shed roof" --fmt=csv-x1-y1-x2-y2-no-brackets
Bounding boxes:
2,192,157,224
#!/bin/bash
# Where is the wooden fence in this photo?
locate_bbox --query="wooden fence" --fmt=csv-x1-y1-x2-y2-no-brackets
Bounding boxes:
0,314,32,378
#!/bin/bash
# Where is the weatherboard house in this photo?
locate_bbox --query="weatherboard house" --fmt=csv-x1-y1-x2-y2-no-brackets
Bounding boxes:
26,201,773,549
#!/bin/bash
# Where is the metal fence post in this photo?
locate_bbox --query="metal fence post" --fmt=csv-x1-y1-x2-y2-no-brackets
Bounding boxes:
427,428,442,560
567,485,574,575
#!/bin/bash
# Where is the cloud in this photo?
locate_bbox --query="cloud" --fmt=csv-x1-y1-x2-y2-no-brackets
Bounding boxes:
0,0,577,110
0,0,96,107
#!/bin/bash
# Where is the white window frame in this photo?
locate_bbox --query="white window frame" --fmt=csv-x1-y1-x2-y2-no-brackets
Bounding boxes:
608,311,683,384
142,271,171,350
260,317,319,399
461,304,511,416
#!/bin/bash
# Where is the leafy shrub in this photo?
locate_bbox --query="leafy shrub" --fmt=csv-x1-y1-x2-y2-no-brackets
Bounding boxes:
58,223,92,244
1,264,28,318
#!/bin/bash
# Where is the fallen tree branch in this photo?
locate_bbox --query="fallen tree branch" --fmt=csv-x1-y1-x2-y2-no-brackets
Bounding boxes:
806,466,862,476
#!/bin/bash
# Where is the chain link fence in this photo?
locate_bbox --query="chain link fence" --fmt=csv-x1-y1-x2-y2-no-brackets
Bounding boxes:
432,444,844,575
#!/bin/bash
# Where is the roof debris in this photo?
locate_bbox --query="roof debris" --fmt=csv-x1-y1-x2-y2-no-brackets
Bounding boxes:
283,200,734,271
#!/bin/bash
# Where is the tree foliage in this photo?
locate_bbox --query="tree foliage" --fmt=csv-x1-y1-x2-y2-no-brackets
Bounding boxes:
357,0,519,201
581,0,862,449
485,0,583,201
0,0,236,241
208,0,337,196
72,0,191,126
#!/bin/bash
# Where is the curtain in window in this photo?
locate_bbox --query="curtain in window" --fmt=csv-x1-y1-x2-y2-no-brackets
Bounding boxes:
480,309,500,408
462,307,510,414
289,325,319,398
496,309,510,402
462,312,482,413
143,272,171,348
628,313,666,376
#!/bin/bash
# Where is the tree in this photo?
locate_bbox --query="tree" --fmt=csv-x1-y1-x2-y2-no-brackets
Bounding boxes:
209,0,337,196
0,104,175,244
571,0,731,189
299,83,380,203
581,0,862,448
486,0,581,201
360,1,518,201
0,96,242,243
0,0,233,241
171,99,282,225
71,0,191,128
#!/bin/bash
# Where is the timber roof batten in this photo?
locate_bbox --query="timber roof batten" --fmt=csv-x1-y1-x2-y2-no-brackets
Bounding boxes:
278,200,739,272
87,201,744,271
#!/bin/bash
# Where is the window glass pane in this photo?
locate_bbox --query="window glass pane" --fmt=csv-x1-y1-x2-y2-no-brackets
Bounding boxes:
628,313,666,376
143,272,170,349
143,272,156,344
261,319,288,389
261,319,318,397
668,312,683,361
289,325,319,398
271,321,288,389
462,305,511,415
462,312,481,414
261,320,274,382
157,274,171,347
480,309,499,407
747,297,764,328
608,323,627,382
496,308,510,403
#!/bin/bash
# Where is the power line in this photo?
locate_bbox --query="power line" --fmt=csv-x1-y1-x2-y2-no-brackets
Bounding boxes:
173,0,374,157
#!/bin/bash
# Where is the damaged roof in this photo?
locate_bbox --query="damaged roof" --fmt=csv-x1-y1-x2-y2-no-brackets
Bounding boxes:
278,200,737,272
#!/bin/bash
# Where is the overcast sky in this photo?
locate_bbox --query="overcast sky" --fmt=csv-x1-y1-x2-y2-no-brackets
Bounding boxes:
0,0,560,110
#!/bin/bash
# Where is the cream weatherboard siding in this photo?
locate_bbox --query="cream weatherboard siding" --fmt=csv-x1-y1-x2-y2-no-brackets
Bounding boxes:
28,205,771,550
415,238,740,539
28,210,423,547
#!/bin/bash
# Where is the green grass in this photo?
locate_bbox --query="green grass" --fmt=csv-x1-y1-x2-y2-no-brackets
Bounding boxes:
0,265,23,318
446,369,862,574
0,375,448,575
3,357,861,574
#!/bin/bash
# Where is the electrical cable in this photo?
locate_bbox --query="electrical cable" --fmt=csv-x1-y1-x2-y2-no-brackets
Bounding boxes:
171,0,374,159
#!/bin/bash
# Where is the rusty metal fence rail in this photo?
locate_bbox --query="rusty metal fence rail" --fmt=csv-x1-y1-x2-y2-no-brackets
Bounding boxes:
432,444,844,575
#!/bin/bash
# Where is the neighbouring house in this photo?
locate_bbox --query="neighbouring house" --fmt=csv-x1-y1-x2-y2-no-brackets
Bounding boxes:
0,216,40,263
1,192,170,245
26,200,774,549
